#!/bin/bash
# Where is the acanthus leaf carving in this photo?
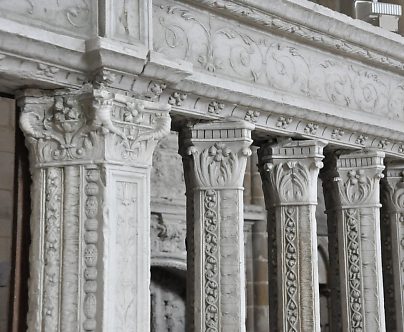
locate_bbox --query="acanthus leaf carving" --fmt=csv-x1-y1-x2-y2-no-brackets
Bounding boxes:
19,87,171,166
187,141,251,188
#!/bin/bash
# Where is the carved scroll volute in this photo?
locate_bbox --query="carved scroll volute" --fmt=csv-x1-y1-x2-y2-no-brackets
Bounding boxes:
180,120,255,188
259,139,326,205
79,87,172,166
335,150,385,207
18,87,172,167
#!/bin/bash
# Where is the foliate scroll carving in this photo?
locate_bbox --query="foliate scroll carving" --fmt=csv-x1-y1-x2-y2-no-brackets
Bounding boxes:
284,206,298,332
335,150,385,207
203,189,219,332
181,120,254,188
43,167,62,331
153,1,404,120
345,208,364,331
18,87,171,166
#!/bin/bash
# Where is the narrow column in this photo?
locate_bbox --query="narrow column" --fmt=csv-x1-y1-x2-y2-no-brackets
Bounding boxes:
258,139,326,332
180,120,254,332
320,155,342,332
321,150,386,332
381,162,404,332
18,86,170,332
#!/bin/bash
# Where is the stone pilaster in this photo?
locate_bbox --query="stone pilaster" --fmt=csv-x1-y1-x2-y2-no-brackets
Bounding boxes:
321,149,386,332
18,86,171,332
180,120,254,332
381,162,404,332
258,139,326,332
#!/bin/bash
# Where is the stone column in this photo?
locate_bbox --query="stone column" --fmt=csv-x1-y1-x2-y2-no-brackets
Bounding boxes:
321,150,386,332
381,162,404,332
320,155,342,332
180,120,254,332
18,86,171,332
258,139,326,332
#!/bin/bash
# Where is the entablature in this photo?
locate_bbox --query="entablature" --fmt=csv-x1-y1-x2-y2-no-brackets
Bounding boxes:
0,0,403,159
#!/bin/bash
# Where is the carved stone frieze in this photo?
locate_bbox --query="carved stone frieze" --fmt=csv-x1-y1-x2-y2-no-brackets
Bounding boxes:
153,0,404,122
0,0,96,38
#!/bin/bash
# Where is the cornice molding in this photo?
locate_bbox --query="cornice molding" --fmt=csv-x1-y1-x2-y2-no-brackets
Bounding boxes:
185,0,404,74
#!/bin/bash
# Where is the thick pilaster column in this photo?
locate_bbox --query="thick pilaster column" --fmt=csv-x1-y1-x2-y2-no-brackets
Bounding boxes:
381,162,404,332
322,150,386,332
258,139,326,332
180,120,254,332
18,86,170,332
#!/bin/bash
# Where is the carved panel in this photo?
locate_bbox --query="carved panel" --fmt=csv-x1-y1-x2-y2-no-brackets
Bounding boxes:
82,166,101,331
0,0,96,38
43,167,63,331
153,0,404,122
202,189,220,332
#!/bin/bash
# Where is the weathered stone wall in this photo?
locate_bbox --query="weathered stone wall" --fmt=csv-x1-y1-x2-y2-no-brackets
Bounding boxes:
0,97,15,332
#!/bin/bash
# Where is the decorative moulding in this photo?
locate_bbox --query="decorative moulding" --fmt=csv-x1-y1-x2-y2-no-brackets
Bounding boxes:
186,0,404,74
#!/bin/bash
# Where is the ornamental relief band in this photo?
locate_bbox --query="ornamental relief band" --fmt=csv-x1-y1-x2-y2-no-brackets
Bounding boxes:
153,0,404,120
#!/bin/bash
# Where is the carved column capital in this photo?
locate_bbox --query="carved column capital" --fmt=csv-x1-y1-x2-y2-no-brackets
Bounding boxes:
335,150,385,207
259,139,326,205
258,139,326,332
382,161,404,212
17,86,171,167
180,119,254,188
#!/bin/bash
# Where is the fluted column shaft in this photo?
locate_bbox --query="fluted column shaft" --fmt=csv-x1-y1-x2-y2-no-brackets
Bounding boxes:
259,139,326,332
18,87,170,332
180,120,254,332
321,150,386,332
381,162,404,332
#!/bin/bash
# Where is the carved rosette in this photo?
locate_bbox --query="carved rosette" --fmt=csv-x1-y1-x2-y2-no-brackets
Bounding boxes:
334,150,386,332
259,139,326,332
381,162,404,331
180,120,254,332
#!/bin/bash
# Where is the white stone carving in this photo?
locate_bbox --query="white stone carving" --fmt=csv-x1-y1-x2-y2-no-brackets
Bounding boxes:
18,87,171,332
153,0,404,121
381,162,404,332
323,150,386,332
180,119,254,332
259,139,326,332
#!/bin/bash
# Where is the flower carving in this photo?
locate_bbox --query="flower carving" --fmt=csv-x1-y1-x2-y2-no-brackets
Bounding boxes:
168,91,187,106
209,143,231,162
276,116,293,129
244,110,260,122
208,101,224,114
338,169,374,204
